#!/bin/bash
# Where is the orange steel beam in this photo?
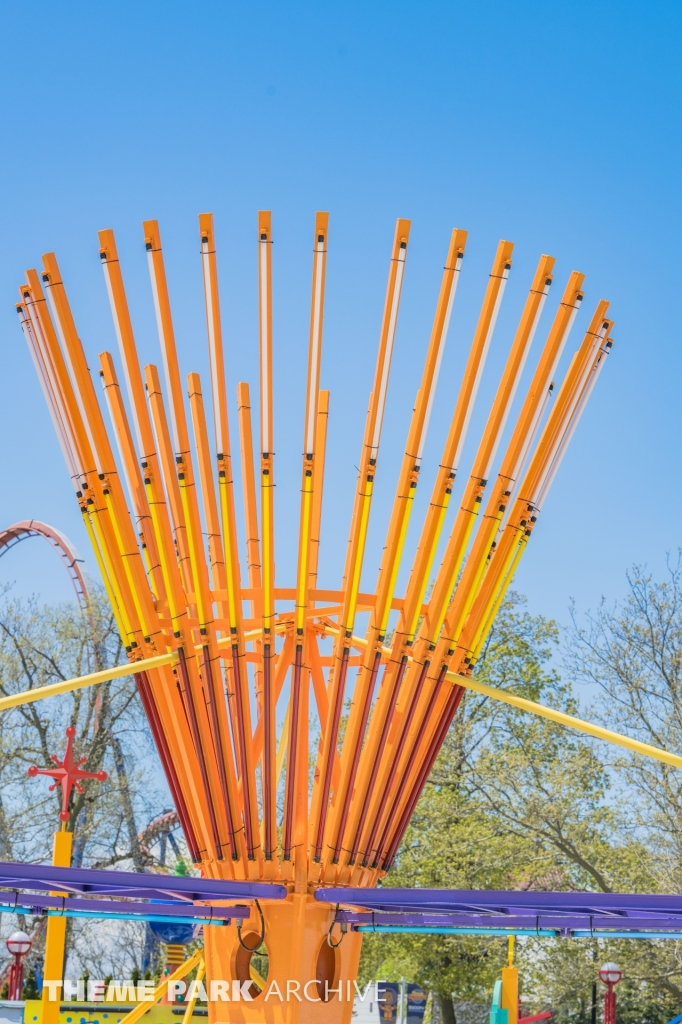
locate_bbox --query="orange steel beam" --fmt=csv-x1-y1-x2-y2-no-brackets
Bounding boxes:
380,324,614,871
42,253,157,650
257,211,277,861
235,380,272,868
187,373,227,598
99,353,165,606
309,390,329,592
311,218,410,871
459,310,613,670
436,273,586,656
143,364,194,608
144,222,190,457
403,240,516,653
237,383,262,595
21,271,89,480
376,302,611,871
197,217,261,866
17,266,225,872
367,272,587,872
339,228,468,868
354,252,555,871
140,220,193,598
17,302,81,484
251,631,295,763
20,278,123,630
144,361,239,862
338,241,518,849
283,213,328,865
17,213,614,915
329,235,509,874
187,373,251,863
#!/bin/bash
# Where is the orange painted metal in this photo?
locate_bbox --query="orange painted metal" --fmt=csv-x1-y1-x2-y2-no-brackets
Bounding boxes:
18,213,612,1024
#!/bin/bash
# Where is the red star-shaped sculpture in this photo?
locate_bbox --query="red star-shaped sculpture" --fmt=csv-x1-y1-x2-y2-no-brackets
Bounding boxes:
28,726,107,822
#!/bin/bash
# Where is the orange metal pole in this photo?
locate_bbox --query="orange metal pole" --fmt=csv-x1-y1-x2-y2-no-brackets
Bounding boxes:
369,273,586,869
309,390,329,592
356,253,554,869
283,212,328,865
312,218,411,873
342,229,469,868
377,302,610,870
197,218,261,865
42,254,156,650
381,320,614,869
330,234,507,873
99,353,165,606
236,382,262,594
187,373,248,862
257,211,277,861
144,364,194,601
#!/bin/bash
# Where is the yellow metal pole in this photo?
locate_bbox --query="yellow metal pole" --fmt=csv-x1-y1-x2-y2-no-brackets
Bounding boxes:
41,828,73,1024
0,652,178,713
181,959,206,1024
115,950,204,1024
445,671,682,770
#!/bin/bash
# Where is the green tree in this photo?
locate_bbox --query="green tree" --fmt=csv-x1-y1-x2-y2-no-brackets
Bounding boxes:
0,586,188,979
360,593,678,1024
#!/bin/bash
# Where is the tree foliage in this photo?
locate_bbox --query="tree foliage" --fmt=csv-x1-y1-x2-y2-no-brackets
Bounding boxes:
360,586,682,1024
0,586,185,981
3,564,682,1020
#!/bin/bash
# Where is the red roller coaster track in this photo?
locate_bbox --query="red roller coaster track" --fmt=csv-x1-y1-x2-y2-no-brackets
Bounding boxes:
0,520,89,609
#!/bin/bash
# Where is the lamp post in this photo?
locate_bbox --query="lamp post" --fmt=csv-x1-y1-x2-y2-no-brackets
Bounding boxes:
6,930,32,1001
599,963,622,1024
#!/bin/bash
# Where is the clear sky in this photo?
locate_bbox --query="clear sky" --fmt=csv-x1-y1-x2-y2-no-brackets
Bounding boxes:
0,0,680,633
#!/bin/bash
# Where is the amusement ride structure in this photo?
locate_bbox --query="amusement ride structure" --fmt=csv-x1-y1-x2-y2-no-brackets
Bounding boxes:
2,211,681,1024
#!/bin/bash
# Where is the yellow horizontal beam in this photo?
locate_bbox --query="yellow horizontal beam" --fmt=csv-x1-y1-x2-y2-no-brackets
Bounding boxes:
0,651,179,713
448,671,682,771
7,629,677,775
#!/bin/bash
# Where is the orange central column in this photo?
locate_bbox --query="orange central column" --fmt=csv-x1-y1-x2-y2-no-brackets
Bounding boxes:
204,895,362,1024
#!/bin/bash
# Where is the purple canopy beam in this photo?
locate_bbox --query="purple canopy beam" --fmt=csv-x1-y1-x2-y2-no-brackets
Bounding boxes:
0,890,251,923
335,911,682,932
317,887,682,919
0,860,286,902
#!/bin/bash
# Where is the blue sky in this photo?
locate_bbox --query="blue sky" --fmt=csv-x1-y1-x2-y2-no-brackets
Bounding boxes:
0,0,680,635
